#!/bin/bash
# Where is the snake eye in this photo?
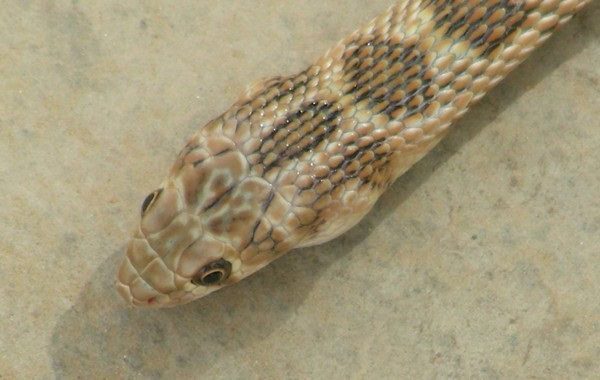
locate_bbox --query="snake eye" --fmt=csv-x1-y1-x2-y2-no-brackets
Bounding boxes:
141,188,163,215
191,259,232,286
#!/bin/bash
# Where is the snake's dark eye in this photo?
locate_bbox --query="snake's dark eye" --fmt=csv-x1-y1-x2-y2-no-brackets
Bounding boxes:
191,258,232,286
201,271,223,284
141,188,162,215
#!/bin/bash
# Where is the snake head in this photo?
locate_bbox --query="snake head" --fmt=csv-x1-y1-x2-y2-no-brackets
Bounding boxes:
116,133,286,307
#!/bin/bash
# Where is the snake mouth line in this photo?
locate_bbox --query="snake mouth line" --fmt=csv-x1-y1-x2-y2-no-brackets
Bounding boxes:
115,280,195,308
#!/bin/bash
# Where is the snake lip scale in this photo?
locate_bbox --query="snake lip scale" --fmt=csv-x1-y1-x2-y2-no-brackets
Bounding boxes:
116,0,590,308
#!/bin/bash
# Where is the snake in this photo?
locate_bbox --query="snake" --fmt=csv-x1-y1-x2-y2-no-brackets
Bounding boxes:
116,0,590,307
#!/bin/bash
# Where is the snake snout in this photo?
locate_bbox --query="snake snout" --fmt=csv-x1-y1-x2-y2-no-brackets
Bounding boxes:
115,234,195,308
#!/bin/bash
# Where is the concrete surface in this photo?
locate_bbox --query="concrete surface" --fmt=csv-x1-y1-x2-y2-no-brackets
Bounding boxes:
1,1,599,378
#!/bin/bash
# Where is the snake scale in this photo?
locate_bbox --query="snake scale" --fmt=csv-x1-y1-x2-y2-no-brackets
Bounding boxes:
117,0,590,307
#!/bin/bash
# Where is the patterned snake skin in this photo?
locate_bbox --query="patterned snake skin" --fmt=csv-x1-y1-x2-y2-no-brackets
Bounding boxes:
117,0,590,307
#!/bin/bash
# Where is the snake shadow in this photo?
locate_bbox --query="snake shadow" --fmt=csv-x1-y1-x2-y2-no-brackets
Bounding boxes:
49,5,598,378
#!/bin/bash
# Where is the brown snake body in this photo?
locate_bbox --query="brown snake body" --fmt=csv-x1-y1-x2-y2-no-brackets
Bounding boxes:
116,0,590,307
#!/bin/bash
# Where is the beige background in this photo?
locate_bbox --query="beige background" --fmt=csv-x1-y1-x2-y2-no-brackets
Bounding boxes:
1,1,599,378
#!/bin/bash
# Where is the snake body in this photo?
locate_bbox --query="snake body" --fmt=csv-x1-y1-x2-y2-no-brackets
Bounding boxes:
117,0,589,307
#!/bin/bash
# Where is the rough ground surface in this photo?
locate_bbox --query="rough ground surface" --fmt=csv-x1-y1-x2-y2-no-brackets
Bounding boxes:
1,1,599,378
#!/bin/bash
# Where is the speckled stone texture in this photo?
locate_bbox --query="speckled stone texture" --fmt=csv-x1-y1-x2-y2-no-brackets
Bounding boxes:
1,1,599,378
